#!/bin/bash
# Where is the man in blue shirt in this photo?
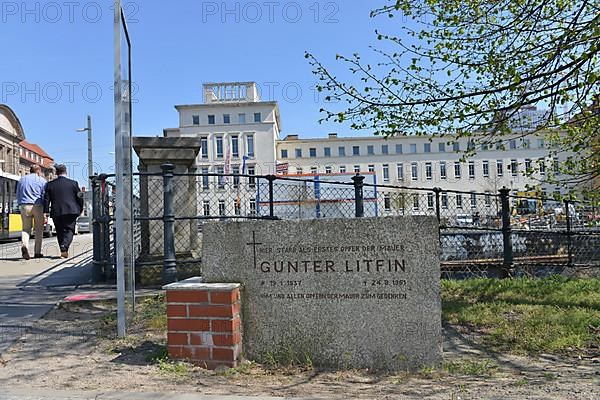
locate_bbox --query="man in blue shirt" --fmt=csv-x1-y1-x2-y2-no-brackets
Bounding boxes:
17,165,47,260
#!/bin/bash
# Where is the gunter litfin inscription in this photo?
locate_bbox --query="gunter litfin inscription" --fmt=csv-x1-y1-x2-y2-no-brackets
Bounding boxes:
202,217,442,370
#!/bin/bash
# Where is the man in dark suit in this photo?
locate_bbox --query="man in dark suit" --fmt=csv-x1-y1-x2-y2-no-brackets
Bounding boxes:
44,164,84,258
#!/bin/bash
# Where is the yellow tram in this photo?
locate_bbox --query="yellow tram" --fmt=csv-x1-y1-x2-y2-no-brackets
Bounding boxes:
0,171,23,240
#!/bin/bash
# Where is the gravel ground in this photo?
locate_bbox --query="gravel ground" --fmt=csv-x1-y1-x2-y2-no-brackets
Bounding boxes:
0,301,598,399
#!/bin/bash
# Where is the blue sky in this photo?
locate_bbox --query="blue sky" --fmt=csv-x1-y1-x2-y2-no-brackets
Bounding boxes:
1,1,403,186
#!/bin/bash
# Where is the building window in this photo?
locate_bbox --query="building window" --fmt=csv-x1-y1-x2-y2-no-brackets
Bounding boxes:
339,165,346,174
338,146,346,156
537,139,545,148
368,164,375,173
203,200,210,216
383,164,390,182
310,167,318,174
384,194,391,211
456,194,463,209
525,158,532,172
238,113,246,124
231,135,239,158
216,166,225,189
425,162,432,180
325,166,332,174
454,162,461,179
295,148,302,158
223,114,231,124
246,135,254,157
216,136,224,158
353,165,360,173
439,143,446,152
485,191,492,207
397,163,404,180
249,199,256,215
352,146,360,156
553,158,560,173
192,115,200,125
440,162,447,180
232,166,240,188
424,143,431,153
382,145,389,155
453,142,460,152
200,137,208,159
510,159,518,176
427,193,434,209
522,139,531,149
441,192,448,209
281,149,288,159
413,195,420,211
496,160,503,176
296,167,303,175
324,147,331,157
411,162,418,180
367,145,374,155
248,166,256,187
468,161,475,179
483,160,489,177
509,139,517,150
234,200,241,216
539,159,546,175
208,115,215,125
396,144,403,154
409,144,417,154
254,112,261,123
201,167,209,190
470,193,477,209
219,200,226,216
309,148,317,158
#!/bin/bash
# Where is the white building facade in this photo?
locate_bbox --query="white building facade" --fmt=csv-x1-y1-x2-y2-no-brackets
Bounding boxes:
163,82,566,218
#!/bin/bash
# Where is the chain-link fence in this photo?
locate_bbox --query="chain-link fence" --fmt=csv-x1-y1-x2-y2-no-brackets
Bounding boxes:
92,165,600,284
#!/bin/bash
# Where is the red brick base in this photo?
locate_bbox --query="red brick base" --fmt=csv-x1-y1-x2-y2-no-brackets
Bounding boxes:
163,279,242,369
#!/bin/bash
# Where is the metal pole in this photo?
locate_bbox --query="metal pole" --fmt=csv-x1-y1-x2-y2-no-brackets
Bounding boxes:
433,187,442,223
499,187,513,277
87,115,93,191
564,199,573,267
352,174,365,218
267,175,276,219
162,163,177,284
91,175,103,283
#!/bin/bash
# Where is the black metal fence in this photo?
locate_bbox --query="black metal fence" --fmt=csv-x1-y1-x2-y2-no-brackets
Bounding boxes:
92,163,600,284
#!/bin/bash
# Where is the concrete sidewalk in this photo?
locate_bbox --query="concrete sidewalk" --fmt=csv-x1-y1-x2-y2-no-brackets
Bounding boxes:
0,234,97,354
0,389,303,400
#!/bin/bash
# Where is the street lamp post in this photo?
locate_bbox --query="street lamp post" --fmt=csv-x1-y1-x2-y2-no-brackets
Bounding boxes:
77,115,93,191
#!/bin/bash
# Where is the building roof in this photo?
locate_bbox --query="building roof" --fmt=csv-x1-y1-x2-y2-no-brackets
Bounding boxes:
19,140,54,169
0,104,26,140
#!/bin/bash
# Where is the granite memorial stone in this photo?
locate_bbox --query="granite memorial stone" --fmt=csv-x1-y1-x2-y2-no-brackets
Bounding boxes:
202,216,442,370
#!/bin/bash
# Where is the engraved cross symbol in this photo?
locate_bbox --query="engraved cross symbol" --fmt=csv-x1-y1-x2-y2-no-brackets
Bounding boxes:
246,231,263,269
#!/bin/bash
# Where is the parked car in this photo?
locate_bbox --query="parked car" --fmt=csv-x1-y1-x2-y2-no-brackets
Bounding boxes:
76,216,91,234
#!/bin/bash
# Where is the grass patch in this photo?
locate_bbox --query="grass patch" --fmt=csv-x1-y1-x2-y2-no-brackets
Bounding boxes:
443,359,498,376
442,276,600,355
133,294,167,332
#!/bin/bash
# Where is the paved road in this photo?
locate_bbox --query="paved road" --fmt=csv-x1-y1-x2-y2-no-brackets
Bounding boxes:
0,234,94,354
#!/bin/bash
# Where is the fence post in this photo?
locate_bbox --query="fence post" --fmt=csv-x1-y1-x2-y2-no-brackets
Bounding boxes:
91,175,103,283
162,162,177,285
352,174,365,218
266,174,276,219
499,187,513,277
433,187,442,223
564,199,573,267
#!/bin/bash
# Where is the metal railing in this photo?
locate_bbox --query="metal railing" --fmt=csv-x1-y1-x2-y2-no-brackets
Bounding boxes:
92,163,600,284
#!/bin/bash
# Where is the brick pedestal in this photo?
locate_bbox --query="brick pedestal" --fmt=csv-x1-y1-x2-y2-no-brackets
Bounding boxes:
163,278,242,369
